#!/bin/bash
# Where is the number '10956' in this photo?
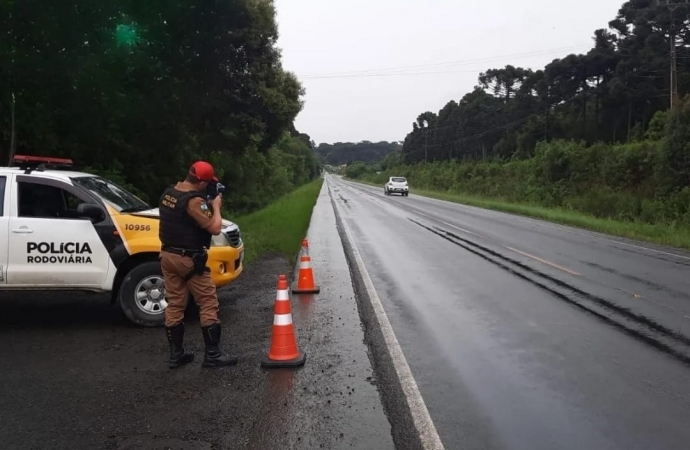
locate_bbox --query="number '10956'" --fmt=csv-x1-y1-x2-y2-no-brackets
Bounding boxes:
125,224,151,232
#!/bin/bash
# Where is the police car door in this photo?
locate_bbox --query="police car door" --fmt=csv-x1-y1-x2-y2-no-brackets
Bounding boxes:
0,175,9,285
6,176,110,288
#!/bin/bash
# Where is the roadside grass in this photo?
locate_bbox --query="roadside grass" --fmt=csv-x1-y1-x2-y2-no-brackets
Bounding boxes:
231,178,324,265
347,178,690,251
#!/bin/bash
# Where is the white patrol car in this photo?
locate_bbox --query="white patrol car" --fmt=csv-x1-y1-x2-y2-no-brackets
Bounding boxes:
0,155,245,327
384,176,409,196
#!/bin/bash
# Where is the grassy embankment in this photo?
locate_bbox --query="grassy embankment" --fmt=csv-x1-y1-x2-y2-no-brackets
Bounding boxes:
232,178,324,265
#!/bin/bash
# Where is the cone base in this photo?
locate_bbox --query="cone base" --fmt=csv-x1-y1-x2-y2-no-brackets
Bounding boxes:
261,351,306,369
291,282,321,294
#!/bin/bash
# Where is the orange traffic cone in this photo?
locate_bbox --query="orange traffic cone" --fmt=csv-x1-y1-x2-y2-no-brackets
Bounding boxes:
292,239,321,294
262,274,306,368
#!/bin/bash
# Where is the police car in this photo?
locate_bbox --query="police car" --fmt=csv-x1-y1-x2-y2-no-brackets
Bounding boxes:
0,155,245,327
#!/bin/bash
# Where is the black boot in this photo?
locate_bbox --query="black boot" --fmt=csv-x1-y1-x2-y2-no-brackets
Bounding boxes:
201,323,238,368
165,322,194,369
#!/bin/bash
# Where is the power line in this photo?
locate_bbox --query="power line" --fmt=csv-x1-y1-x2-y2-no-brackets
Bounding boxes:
310,64,662,80
299,43,592,79
301,69,501,79
300,46,579,78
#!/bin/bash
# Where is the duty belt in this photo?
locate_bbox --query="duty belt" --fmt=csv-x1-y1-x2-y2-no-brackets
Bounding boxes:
162,246,210,281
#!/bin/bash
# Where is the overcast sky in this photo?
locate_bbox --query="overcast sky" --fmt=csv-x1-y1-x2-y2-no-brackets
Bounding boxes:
273,0,625,145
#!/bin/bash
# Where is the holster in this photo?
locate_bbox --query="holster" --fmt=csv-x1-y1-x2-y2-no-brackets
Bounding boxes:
184,251,210,281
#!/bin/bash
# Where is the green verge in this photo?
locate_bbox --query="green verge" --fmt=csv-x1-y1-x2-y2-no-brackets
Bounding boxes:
231,178,324,265
347,178,690,251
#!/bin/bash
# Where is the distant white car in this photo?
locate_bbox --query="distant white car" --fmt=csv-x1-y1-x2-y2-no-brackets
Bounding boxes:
384,176,409,196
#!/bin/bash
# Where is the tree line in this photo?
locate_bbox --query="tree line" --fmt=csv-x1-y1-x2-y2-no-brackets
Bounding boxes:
350,100,690,229
0,0,321,214
401,0,688,165
315,141,402,166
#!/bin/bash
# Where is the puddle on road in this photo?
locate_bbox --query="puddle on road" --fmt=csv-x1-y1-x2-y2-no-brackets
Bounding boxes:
244,369,297,449
293,293,316,318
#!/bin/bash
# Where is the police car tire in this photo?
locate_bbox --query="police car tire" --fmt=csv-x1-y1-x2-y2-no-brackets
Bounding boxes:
119,261,166,327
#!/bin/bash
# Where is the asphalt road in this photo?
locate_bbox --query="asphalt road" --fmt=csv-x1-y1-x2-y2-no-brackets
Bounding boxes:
328,174,690,450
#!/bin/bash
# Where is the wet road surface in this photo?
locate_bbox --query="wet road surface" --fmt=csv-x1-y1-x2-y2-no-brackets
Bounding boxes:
0,181,395,450
328,174,690,450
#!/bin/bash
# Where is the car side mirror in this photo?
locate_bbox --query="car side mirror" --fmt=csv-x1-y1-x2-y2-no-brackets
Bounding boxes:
77,203,106,223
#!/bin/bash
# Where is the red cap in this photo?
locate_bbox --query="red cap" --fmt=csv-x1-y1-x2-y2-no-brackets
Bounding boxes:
189,161,218,182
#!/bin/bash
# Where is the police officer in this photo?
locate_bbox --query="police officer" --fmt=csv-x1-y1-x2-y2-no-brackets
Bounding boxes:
159,161,237,369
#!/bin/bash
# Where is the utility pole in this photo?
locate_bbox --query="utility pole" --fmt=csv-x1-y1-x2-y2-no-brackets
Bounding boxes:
424,123,428,162
658,0,689,110
544,86,550,141
670,14,679,110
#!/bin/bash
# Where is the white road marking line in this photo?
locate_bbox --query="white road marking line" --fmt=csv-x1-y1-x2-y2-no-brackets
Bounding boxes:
506,246,581,276
329,178,445,450
601,238,690,261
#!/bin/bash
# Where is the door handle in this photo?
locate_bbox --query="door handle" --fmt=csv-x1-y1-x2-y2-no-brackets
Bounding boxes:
12,228,33,234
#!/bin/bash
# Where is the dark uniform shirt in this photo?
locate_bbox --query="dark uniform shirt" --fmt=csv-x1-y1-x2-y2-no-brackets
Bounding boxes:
159,182,216,250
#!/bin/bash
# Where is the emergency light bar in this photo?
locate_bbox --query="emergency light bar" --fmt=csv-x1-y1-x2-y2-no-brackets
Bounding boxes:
13,154,74,174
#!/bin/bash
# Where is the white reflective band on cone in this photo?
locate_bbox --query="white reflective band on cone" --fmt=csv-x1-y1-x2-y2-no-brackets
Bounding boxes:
277,289,289,301
299,260,311,269
274,313,293,326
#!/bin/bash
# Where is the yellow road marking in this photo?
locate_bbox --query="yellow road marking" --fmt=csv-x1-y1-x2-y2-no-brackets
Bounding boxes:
506,247,581,276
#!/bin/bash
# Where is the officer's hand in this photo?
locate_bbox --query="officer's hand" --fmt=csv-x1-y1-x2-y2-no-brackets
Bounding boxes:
212,194,223,210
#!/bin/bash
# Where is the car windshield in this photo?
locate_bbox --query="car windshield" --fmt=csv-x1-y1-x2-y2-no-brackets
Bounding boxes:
71,176,150,213
392,177,406,183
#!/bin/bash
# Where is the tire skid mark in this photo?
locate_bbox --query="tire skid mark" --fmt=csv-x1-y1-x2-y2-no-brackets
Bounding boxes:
408,217,690,368
329,183,352,210
345,178,690,265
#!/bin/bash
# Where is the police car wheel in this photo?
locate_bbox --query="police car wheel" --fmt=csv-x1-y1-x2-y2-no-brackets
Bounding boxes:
119,261,167,327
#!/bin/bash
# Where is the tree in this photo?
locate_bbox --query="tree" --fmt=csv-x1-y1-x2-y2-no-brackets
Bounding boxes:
0,0,315,209
661,95,690,191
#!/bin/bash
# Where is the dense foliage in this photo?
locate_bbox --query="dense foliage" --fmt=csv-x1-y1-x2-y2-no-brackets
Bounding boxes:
401,1,689,166
315,141,401,166
353,101,690,227
0,0,320,214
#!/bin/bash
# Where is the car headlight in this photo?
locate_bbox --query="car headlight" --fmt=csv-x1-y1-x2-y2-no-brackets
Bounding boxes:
211,233,230,247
